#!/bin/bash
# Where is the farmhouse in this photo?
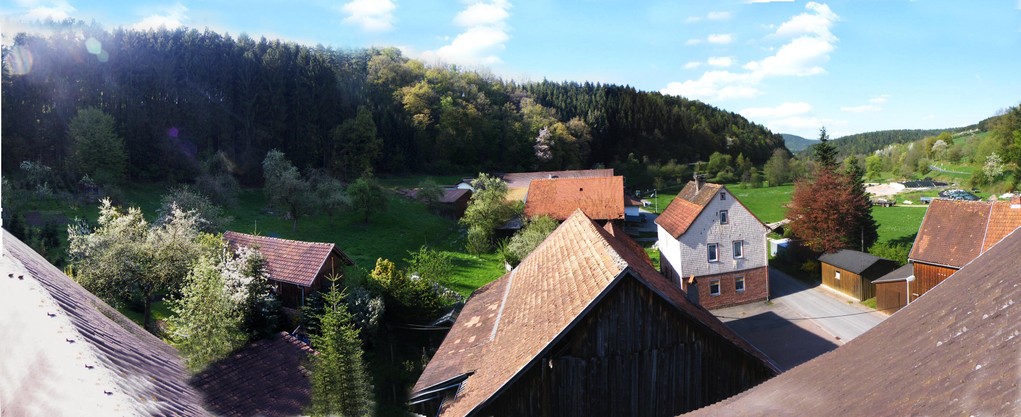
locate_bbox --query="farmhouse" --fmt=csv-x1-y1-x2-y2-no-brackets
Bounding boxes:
906,197,1021,303
2,229,209,416
223,231,354,308
655,176,770,309
523,175,625,222
818,249,898,301
410,210,777,417
683,227,1021,417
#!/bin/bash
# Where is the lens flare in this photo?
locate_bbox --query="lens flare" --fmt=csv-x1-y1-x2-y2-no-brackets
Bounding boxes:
85,38,102,55
5,46,34,75
168,127,179,138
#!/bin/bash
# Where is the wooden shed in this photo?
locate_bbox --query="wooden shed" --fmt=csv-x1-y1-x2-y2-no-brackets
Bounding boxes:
873,263,914,314
818,250,898,301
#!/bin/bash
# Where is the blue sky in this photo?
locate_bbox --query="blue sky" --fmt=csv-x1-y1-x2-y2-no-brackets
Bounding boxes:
2,0,1020,138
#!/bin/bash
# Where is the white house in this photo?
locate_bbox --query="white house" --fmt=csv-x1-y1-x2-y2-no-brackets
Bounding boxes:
655,176,770,309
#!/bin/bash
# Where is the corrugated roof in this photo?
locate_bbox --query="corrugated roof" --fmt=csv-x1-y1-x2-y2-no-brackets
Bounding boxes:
223,231,353,287
523,176,625,220
908,199,991,267
655,181,723,238
683,228,1021,417
1,230,210,416
418,210,775,416
818,249,892,275
191,332,314,417
871,263,914,284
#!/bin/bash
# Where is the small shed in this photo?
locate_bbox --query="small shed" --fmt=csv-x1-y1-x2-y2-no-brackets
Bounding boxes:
873,263,914,314
818,249,899,301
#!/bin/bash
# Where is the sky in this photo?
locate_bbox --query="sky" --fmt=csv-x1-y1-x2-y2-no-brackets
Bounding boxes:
1,0,1020,138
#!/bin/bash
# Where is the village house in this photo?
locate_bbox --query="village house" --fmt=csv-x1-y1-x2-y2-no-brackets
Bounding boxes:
655,175,770,309
409,210,777,417
896,197,1021,311
523,175,625,223
223,231,354,308
500,168,614,201
818,249,898,301
683,227,1021,416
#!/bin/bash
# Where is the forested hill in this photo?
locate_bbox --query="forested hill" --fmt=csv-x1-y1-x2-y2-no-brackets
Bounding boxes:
781,134,815,152
1,26,783,184
809,128,970,157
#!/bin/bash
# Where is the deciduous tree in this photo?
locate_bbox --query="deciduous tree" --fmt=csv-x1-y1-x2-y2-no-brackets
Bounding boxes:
167,255,246,372
460,173,517,254
348,173,388,223
66,107,127,186
263,150,312,231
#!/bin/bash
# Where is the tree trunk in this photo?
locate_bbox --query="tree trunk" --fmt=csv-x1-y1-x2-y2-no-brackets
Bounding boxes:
143,295,154,332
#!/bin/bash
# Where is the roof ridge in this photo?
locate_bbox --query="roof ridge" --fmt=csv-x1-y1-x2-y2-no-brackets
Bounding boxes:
225,230,336,247
979,201,994,255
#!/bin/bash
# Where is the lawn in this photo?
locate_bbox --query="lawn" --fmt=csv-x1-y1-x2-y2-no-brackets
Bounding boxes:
731,185,795,224
870,205,926,244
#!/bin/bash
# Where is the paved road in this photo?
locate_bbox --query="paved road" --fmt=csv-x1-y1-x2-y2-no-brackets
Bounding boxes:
769,268,886,343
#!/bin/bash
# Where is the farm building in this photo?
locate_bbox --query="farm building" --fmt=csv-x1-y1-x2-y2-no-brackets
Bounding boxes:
223,231,354,308
872,264,914,314
907,197,1021,301
655,176,770,309
523,175,625,222
818,249,898,301
410,210,777,417
500,168,614,201
682,227,1021,417
2,229,210,416
401,187,474,219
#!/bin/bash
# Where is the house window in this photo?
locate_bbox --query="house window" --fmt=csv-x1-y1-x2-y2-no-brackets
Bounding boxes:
719,210,729,225
735,276,745,292
710,280,721,296
720,192,726,200
835,270,841,280
707,243,719,262
733,240,744,258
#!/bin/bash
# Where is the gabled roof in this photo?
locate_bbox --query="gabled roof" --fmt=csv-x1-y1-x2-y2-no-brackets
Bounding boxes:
223,231,353,287
415,210,775,416
191,332,314,417
656,181,765,239
500,168,614,190
909,199,1021,268
683,228,1021,417
523,176,625,221
1,230,209,416
871,263,913,284
818,249,893,275
440,188,472,204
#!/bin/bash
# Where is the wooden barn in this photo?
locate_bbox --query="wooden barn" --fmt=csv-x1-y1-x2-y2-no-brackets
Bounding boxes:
410,210,777,417
872,264,914,314
818,250,898,301
223,231,354,308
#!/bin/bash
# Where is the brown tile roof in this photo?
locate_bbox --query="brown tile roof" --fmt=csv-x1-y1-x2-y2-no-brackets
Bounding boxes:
440,188,471,204
909,200,991,268
655,181,724,238
191,332,314,417
500,168,614,190
523,176,625,220
223,231,353,287
417,210,775,416
2,229,210,416
683,227,1021,417
982,201,1021,252
602,220,654,267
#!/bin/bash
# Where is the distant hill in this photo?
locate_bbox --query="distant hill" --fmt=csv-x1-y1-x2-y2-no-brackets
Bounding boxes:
801,128,971,157
781,134,816,152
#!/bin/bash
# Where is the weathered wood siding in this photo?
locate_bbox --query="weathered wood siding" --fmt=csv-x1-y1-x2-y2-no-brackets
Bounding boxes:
875,281,907,314
910,262,957,299
821,263,874,301
476,276,775,417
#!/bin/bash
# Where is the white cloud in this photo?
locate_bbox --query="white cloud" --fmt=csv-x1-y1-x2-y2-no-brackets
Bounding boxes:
707,33,734,44
341,0,396,32
684,61,702,69
869,94,889,104
22,0,74,21
419,0,511,67
742,36,834,76
775,2,838,41
707,56,733,67
132,3,188,31
661,70,761,101
685,38,702,46
840,105,880,113
685,16,701,23
740,102,812,119
707,11,732,20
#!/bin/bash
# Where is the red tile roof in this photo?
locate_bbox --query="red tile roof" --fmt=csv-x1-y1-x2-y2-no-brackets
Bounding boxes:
655,181,724,238
500,168,614,190
982,201,1021,252
523,176,625,220
191,332,314,417
223,231,353,287
909,199,1021,268
2,229,210,416
683,227,1021,417
415,210,775,416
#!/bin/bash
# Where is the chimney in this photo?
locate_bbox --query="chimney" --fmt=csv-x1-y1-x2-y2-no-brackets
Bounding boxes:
1011,195,1020,209
694,173,706,193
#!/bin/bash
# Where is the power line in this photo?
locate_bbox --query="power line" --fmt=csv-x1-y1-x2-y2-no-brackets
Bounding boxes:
714,306,899,321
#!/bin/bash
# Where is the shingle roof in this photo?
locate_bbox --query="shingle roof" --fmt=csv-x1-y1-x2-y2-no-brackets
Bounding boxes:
871,263,913,284
909,199,1021,268
523,176,625,220
655,181,724,238
417,210,775,416
818,249,893,275
1,229,209,416
683,228,1021,417
191,332,314,417
223,231,353,287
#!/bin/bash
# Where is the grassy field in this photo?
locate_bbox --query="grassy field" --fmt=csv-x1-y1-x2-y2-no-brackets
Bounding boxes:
870,205,926,244
731,185,794,224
